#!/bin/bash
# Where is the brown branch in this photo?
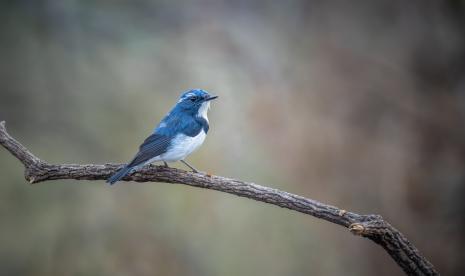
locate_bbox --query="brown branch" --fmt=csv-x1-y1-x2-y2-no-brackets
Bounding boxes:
0,121,438,276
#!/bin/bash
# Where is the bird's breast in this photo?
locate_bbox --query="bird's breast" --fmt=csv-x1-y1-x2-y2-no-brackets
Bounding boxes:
160,130,207,162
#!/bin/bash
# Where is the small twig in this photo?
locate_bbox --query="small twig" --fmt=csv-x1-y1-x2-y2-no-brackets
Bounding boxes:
0,121,438,276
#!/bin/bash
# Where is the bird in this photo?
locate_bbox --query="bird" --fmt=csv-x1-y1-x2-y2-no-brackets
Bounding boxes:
107,89,218,185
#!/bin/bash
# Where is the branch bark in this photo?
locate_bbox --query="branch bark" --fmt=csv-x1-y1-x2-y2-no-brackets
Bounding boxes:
0,121,438,275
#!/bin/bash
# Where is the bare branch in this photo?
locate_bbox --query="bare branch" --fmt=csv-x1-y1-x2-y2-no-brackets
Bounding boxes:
0,121,438,276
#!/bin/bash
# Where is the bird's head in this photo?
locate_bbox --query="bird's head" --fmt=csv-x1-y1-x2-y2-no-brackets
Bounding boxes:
175,89,218,117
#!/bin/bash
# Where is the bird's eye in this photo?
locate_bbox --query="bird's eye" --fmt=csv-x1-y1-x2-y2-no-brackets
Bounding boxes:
190,96,197,102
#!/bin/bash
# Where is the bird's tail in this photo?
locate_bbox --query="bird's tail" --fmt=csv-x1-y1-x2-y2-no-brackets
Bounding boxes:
107,166,132,185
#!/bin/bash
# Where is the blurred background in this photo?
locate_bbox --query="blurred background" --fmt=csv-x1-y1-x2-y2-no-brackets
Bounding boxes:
1,0,464,275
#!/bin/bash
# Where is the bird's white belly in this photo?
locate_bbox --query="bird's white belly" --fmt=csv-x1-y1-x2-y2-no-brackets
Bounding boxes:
160,131,207,162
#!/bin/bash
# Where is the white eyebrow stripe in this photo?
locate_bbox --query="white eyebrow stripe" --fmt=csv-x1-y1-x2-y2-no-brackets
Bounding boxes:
178,92,198,103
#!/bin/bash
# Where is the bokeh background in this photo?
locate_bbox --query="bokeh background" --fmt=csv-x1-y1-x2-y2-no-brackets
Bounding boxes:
1,1,464,275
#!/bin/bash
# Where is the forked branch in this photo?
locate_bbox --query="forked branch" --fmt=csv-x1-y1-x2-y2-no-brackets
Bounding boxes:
0,121,438,275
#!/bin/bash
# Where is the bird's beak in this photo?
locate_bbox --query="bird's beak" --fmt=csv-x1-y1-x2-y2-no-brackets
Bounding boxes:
205,95,218,101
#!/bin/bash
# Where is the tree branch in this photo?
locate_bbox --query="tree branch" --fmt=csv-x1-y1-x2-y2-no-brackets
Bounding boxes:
0,121,438,275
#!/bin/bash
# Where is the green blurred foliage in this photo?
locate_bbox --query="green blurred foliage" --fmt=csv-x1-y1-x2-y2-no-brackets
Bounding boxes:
1,0,464,275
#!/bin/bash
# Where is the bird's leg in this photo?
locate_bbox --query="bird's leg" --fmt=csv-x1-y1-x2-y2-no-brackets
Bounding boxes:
180,160,199,173
163,161,169,168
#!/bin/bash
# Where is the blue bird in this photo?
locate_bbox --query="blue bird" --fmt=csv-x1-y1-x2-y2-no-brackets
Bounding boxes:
107,89,218,185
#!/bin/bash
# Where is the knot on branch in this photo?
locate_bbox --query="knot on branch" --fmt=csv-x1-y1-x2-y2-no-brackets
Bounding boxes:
338,209,347,216
349,223,365,235
349,214,388,237
24,161,49,184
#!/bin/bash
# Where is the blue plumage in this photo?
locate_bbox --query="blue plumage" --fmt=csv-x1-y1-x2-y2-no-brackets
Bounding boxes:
107,89,217,185
155,109,209,137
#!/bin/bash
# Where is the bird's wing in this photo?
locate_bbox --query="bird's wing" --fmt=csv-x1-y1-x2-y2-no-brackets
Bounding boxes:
127,133,172,168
